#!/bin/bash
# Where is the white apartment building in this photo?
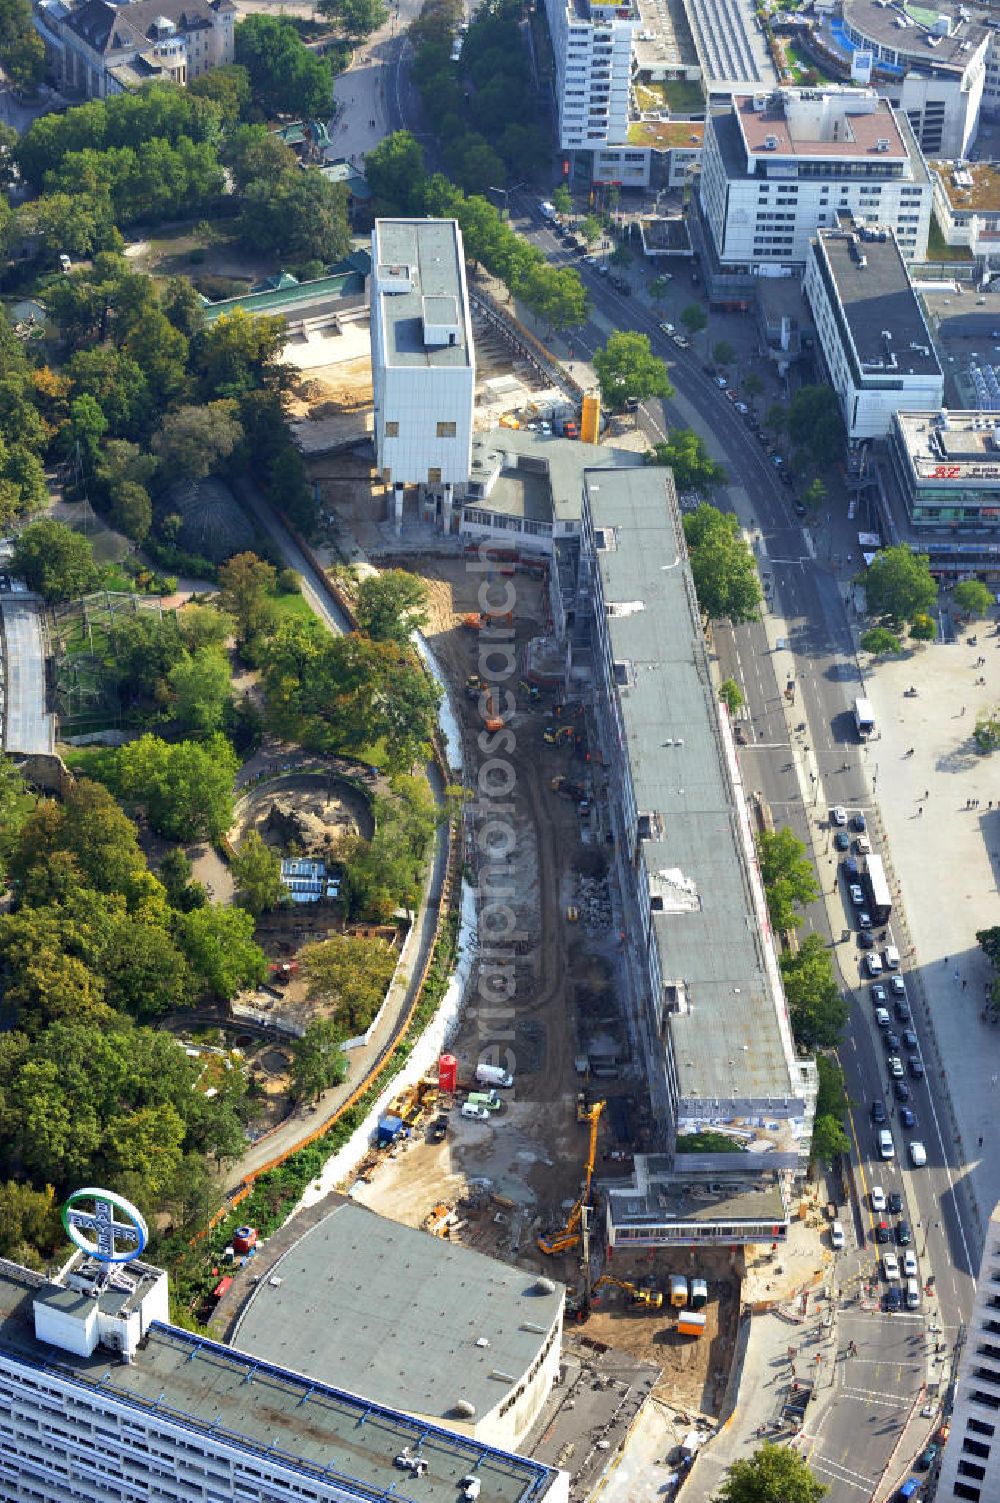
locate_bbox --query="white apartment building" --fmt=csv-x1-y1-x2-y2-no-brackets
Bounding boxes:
804,219,944,440
700,87,933,282
937,1201,1000,1502
370,218,475,533
540,0,634,153
929,159,1000,262
0,1249,568,1503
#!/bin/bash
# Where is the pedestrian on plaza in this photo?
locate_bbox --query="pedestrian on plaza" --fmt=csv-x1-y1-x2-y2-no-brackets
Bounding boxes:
963,979,968,990
918,806,924,816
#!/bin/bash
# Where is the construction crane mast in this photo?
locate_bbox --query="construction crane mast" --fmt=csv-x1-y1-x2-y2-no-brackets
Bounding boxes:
537,1101,604,1256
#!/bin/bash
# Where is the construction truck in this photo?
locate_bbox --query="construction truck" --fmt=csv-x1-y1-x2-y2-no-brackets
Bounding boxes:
551,775,587,801
462,610,513,631
465,674,482,701
537,1101,604,1256
543,725,575,747
594,1275,664,1310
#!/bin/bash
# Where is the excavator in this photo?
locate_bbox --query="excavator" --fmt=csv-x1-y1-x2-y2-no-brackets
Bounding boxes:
537,1100,604,1256
462,610,513,631
592,1275,663,1310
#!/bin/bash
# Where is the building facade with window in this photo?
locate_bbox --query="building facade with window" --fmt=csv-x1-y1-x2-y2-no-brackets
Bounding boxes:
937,1200,1000,1502
370,218,475,532
540,0,634,155
35,0,235,99
700,87,932,286
804,218,944,440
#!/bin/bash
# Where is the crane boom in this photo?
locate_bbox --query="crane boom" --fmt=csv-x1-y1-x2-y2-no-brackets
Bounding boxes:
537,1101,604,1256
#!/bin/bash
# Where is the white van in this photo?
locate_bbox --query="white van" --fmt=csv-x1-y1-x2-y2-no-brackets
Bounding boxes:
879,1128,895,1160
884,945,900,970
462,1102,491,1121
905,1277,921,1310
866,953,883,977
831,1220,845,1250
476,1062,514,1089
539,200,557,220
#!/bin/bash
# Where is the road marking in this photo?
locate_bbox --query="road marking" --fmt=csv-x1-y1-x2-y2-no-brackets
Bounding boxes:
807,1455,878,1491
839,1385,911,1405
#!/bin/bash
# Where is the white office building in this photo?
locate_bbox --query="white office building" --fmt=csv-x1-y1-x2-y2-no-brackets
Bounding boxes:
0,1248,568,1503
540,0,634,153
370,218,475,533
699,87,932,285
804,218,943,441
937,1201,1000,1502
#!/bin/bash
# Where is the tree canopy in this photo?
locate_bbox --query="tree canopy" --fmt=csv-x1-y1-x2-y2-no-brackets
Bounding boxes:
234,14,335,118
860,626,901,657
788,385,845,468
863,545,937,628
757,827,819,934
355,569,429,643
230,830,286,917
10,520,101,602
780,934,848,1051
112,733,239,841
647,428,726,493
718,1443,827,1503
300,931,398,1034
593,331,673,410
682,503,762,624
954,579,994,619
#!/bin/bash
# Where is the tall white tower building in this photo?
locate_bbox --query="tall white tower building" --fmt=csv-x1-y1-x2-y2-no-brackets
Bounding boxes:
937,1202,1000,1502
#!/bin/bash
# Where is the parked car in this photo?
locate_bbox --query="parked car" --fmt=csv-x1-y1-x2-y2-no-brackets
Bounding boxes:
887,1191,903,1215
866,953,883,976
830,806,848,826
889,1055,904,1079
835,830,851,851
916,1443,939,1470
871,1185,887,1212
895,1220,912,1246
844,857,861,880
874,1220,891,1244
831,1220,845,1249
882,1251,900,1280
849,883,865,907
850,812,867,832
903,1249,918,1277
660,321,676,335
855,833,872,854
894,1079,911,1102
910,1140,928,1166
871,982,888,1006
900,1106,917,1128
895,998,912,1022
671,333,690,348
902,1029,919,1051
890,975,907,998
871,1099,887,1125
909,1054,925,1078
875,1007,891,1029
858,930,875,949
884,1031,901,1053
883,1285,903,1313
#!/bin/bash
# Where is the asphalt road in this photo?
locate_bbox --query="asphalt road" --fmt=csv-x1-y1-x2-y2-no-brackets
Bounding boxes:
500,197,977,1495
1,595,54,756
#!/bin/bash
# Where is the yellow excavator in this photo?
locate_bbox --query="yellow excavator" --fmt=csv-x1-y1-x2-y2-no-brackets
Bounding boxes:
537,1101,605,1256
593,1275,663,1310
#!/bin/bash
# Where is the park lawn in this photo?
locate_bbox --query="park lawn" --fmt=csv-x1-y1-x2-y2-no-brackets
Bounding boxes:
269,588,315,627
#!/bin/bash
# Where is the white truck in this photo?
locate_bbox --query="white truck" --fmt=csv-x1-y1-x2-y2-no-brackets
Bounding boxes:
476,1061,514,1089
854,697,875,739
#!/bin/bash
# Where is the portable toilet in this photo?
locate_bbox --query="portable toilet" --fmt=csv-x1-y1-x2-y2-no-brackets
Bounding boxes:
438,1054,458,1093
677,1310,707,1337
233,1225,257,1255
669,1275,688,1308
690,1278,708,1310
377,1114,404,1147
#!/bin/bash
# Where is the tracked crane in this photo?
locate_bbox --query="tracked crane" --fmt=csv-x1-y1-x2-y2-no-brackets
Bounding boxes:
537,1101,604,1256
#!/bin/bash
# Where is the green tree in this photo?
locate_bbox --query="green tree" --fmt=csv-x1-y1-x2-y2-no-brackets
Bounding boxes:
168,646,232,735
339,777,436,919
178,603,232,653
10,519,101,602
551,184,572,216
593,330,673,411
718,1443,827,1503
239,170,350,263
682,503,762,624
188,63,252,125
11,777,158,909
780,933,848,1050
649,274,672,309
234,14,334,118
579,214,602,246
158,848,207,912
860,626,901,657
909,613,937,641
803,477,826,512
114,734,239,841
176,904,266,999
218,551,277,645
0,754,30,885
0,0,45,92
719,678,744,715
300,931,398,1033
712,339,735,367
364,130,427,215
812,1113,850,1166
319,0,388,35
230,830,286,917
864,544,937,627
647,429,726,492
108,481,152,543
744,372,763,401
757,827,819,934
680,302,707,337
954,579,994,618
0,1181,61,1266
764,402,786,435
815,1052,849,1120
223,123,298,193
974,706,1000,753
151,400,243,482
102,917,192,1020
291,1017,350,1101
105,612,186,704
196,309,287,401
789,385,845,468
355,569,429,642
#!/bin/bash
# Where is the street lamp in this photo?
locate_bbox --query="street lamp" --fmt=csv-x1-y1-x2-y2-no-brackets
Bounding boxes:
487,182,525,221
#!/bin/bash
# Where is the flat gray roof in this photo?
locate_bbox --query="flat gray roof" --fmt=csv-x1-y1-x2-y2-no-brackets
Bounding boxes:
842,0,988,71
607,1160,787,1227
817,227,942,378
468,430,644,526
586,469,797,1106
232,1203,563,1426
0,1260,557,1503
374,219,472,370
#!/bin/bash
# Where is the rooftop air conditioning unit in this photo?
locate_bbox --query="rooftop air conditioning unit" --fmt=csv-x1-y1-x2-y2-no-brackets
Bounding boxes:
875,138,890,150
763,134,778,149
